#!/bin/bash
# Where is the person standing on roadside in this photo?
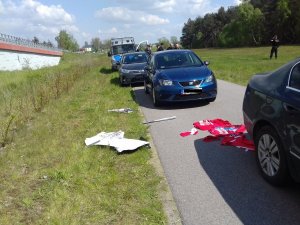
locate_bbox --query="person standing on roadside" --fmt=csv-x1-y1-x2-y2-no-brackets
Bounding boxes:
270,35,280,59
157,43,164,51
145,44,152,56
167,43,174,50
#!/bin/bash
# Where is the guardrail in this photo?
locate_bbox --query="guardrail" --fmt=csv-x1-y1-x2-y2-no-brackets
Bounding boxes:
0,33,62,52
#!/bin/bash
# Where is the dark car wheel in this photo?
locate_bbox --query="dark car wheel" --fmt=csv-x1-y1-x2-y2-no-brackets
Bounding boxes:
144,80,149,94
152,87,161,107
255,125,289,186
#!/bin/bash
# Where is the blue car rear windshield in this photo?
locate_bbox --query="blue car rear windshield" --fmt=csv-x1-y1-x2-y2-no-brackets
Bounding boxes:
123,53,148,64
156,52,203,69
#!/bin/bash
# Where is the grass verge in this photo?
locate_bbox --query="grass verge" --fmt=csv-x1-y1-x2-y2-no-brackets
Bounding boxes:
195,45,300,85
0,53,167,224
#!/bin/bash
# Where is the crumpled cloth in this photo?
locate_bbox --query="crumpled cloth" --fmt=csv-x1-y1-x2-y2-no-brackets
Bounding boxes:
85,131,149,152
180,128,198,137
180,118,255,151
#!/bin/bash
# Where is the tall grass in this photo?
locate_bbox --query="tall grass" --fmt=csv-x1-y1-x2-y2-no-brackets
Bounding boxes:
0,54,96,147
0,53,167,224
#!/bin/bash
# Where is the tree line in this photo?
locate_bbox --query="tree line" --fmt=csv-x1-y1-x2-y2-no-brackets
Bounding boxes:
54,30,110,52
180,0,300,48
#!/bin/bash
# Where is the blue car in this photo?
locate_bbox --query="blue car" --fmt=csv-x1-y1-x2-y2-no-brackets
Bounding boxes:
242,58,300,185
144,50,217,106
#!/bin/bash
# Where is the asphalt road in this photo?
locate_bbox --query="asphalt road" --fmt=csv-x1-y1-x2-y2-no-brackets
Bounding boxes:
133,79,300,225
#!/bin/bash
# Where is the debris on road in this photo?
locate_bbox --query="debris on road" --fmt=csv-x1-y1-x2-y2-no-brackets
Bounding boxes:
85,130,149,153
180,118,255,151
143,116,176,124
180,128,198,137
108,108,133,113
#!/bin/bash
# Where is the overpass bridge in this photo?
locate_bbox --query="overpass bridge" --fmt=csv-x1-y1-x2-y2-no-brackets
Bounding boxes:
0,33,63,71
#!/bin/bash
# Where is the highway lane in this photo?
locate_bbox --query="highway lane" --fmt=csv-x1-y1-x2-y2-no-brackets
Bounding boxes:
133,79,300,225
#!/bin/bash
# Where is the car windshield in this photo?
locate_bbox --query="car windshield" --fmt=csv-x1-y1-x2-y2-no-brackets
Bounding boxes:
155,52,203,69
112,44,135,55
123,53,148,64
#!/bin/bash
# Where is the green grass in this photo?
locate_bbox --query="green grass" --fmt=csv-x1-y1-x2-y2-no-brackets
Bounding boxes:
0,53,167,224
194,45,300,85
0,54,79,90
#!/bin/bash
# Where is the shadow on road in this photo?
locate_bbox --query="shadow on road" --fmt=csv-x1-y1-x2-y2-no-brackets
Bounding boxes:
194,139,300,225
133,88,210,110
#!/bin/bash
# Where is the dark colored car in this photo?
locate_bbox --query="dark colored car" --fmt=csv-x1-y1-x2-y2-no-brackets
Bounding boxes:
118,52,149,86
144,50,217,106
242,58,300,185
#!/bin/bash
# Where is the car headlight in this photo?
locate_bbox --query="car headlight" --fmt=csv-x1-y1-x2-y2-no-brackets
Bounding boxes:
121,68,130,73
204,74,213,83
159,79,173,86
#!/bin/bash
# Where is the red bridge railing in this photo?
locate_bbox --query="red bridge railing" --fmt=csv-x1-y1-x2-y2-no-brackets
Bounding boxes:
0,33,62,56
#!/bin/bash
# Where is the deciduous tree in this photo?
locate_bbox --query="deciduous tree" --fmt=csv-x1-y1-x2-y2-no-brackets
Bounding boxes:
91,37,101,52
55,30,79,51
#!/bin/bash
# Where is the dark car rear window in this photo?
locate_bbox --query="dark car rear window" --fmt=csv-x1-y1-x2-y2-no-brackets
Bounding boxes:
123,53,148,64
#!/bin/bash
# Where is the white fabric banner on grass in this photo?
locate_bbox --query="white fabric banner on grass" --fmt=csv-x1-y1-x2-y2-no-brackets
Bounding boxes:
85,131,149,153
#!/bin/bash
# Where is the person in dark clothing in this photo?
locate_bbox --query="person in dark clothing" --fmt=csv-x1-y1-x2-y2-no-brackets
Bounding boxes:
145,44,152,56
157,43,164,51
270,35,280,59
167,43,174,50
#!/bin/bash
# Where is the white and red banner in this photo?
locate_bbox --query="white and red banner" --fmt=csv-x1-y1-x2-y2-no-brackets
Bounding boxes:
180,118,255,151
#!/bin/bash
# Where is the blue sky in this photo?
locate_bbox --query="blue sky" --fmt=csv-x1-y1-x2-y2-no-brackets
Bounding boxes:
0,0,240,47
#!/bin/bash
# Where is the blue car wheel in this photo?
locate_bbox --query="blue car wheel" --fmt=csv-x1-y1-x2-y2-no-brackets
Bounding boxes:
152,87,161,107
144,80,149,94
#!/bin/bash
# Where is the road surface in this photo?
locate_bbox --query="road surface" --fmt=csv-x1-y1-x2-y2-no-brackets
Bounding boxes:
133,79,300,225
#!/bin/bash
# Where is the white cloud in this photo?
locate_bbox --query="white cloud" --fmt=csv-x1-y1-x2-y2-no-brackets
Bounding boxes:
234,0,242,5
108,27,118,34
95,7,169,25
0,0,77,41
95,7,132,21
0,0,4,14
110,0,176,13
140,15,169,25
152,0,176,13
109,0,213,16
183,0,209,15
35,4,73,23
